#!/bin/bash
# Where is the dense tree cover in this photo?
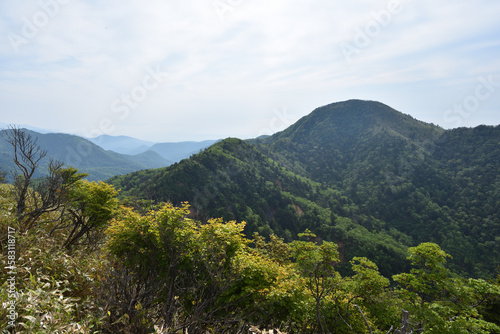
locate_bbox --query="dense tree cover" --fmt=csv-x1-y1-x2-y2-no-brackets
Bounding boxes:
0,182,114,332
109,138,410,277
2,184,499,333
392,243,500,333
256,101,500,278
109,100,500,279
2,101,499,331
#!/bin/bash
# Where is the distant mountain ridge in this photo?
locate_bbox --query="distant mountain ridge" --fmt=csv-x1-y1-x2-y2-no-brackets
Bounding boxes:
1,128,221,181
0,121,55,134
87,135,219,163
87,135,155,155
0,129,170,181
149,140,221,162
108,100,500,279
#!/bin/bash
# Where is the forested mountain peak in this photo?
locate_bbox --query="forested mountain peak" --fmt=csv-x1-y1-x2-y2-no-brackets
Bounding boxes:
267,99,443,145
108,100,500,279
254,100,444,188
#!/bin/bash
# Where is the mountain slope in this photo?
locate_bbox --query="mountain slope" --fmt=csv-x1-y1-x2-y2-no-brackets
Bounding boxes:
108,100,499,278
257,99,444,185
257,100,499,277
110,137,411,276
0,129,170,181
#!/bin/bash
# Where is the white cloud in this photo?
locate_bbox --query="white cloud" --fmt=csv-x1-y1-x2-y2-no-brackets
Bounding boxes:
1,0,499,141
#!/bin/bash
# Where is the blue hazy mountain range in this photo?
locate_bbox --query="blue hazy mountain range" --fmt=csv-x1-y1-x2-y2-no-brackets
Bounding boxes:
87,135,220,162
0,127,219,181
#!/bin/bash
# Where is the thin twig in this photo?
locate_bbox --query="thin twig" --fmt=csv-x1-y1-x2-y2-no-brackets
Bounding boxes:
353,304,373,334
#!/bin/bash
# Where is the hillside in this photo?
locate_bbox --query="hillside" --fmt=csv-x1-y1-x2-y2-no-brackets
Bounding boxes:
108,100,500,278
256,100,444,184
0,129,170,181
253,100,500,277
110,137,410,276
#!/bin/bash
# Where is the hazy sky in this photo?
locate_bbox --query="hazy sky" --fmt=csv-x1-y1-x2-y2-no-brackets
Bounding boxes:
1,0,500,141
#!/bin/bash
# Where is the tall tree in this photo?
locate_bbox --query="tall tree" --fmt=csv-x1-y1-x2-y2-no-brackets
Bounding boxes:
53,179,119,249
393,242,500,333
1,126,89,232
290,230,341,333
1,125,47,225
